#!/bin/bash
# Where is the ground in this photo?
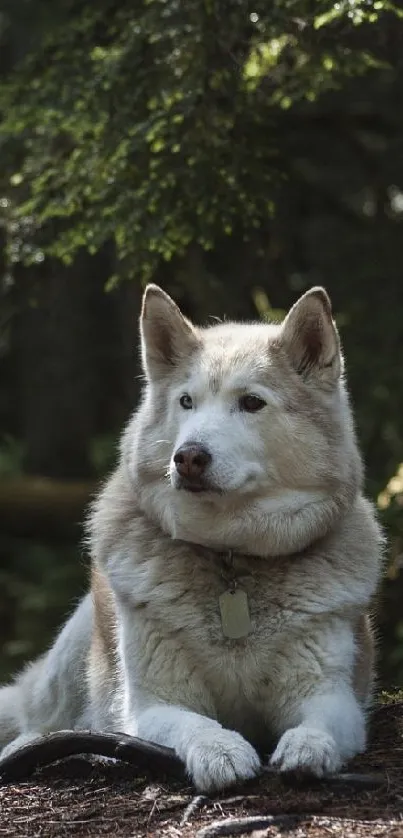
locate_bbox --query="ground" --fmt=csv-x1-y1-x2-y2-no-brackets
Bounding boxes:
1,700,402,838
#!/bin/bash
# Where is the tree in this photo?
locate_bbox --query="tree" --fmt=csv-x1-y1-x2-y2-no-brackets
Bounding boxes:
0,0,401,282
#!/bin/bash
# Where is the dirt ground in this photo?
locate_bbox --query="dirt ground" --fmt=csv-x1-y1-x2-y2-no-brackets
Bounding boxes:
1,700,402,838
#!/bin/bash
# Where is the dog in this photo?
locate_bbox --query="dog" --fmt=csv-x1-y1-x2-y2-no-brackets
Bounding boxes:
0,284,383,792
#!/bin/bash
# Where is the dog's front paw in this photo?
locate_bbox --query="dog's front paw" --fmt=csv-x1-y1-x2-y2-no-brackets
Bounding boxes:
270,726,342,777
186,729,260,793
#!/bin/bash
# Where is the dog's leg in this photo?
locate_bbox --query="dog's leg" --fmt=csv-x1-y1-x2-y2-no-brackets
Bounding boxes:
132,703,260,792
270,688,365,776
115,605,260,792
112,592,261,793
269,621,368,776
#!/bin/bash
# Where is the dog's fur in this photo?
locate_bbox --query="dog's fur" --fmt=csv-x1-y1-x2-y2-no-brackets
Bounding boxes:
0,285,384,792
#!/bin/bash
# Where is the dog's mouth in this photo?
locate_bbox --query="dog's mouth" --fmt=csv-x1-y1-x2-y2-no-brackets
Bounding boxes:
174,476,222,495
183,484,208,493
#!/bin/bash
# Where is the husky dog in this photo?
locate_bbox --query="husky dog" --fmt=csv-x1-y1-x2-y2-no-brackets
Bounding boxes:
0,285,383,792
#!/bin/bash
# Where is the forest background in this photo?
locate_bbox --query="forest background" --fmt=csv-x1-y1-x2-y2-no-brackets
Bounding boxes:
0,0,402,688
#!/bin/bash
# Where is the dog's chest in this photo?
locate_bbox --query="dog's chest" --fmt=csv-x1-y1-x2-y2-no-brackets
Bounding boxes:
130,552,307,653
135,557,305,735
111,549,331,738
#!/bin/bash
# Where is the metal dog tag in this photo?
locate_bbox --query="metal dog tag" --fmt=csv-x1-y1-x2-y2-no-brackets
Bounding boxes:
219,588,251,639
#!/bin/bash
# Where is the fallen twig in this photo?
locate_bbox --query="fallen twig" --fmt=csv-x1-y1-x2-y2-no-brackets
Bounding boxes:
180,794,208,826
262,764,385,790
0,730,185,785
196,814,303,838
0,729,386,794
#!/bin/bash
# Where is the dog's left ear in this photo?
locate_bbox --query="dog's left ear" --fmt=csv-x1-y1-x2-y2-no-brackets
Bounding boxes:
280,287,341,385
140,285,200,379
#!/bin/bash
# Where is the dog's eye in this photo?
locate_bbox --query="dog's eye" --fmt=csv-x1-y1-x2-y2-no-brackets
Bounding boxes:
239,394,266,413
179,393,193,410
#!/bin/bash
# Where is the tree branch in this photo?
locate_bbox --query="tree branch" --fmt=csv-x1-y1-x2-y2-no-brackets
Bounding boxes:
0,729,385,793
262,765,385,789
197,814,302,838
0,730,185,784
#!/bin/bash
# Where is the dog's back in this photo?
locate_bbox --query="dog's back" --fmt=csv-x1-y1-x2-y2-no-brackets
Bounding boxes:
0,596,92,754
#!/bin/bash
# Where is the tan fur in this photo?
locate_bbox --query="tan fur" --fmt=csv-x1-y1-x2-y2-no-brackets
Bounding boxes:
353,615,376,704
88,564,117,728
90,564,116,666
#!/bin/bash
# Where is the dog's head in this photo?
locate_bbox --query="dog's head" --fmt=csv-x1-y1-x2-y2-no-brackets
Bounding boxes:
124,285,362,556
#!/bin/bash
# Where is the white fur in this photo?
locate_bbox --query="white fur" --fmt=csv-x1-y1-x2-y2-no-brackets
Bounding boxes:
0,286,384,794
135,706,260,792
0,596,92,753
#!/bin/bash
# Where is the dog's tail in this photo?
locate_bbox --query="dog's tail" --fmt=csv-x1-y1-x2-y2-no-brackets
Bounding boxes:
0,596,92,755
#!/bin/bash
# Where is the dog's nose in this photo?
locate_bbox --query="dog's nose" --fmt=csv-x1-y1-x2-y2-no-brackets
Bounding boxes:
173,443,212,480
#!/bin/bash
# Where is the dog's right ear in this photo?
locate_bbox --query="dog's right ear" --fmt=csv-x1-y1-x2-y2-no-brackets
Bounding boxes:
279,287,341,387
140,285,200,379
